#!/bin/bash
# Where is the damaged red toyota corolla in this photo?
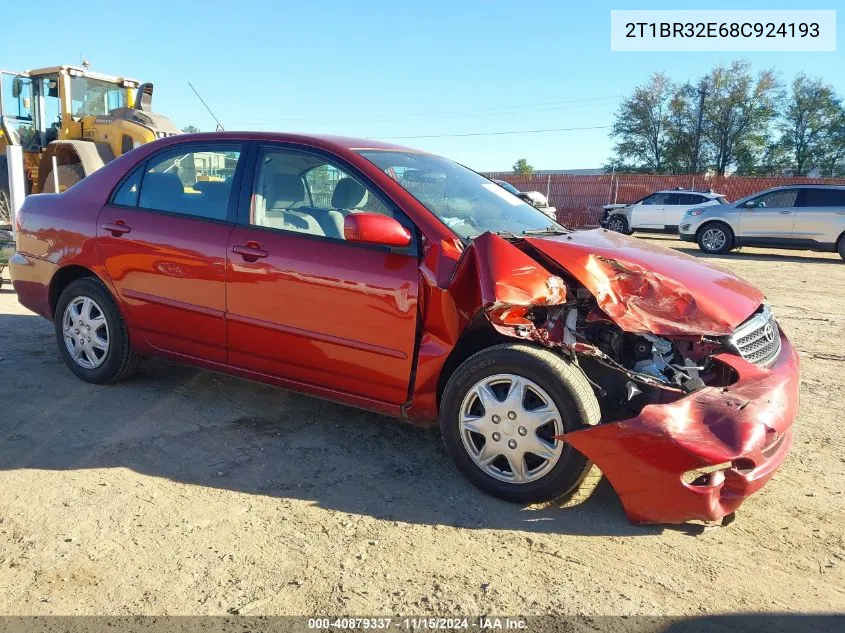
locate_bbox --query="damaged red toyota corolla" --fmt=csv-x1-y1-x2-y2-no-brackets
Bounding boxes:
9,133,799,525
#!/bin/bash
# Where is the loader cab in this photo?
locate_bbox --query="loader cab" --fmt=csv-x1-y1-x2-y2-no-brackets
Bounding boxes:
1,71,40,151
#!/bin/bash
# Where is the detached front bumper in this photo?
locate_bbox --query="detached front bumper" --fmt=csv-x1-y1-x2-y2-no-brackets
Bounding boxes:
564,333,800,524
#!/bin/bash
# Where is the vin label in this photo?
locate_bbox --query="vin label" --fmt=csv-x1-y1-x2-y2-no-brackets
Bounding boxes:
610,10,836,51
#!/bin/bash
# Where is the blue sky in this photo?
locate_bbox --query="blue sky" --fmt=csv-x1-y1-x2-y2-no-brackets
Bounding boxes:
3,0,842,171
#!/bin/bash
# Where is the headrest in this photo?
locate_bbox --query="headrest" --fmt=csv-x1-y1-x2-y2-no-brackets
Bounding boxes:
139,172,183,207
265,173,304,209
331,177,367,210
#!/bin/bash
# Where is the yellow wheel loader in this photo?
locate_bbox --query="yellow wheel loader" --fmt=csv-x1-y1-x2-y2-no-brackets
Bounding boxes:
0,64,179,222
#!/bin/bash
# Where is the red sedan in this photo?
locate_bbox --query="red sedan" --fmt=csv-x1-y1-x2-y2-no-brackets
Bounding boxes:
9,132,799,524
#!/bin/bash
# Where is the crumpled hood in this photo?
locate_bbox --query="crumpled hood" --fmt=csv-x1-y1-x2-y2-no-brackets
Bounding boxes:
524,229,765,336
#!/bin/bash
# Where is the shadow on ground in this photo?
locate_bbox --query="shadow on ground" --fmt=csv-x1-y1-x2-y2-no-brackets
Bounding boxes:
0,312,688,539
634,233,843,265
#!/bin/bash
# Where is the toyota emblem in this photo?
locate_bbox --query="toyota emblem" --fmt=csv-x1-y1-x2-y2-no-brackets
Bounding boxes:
763,323,775,343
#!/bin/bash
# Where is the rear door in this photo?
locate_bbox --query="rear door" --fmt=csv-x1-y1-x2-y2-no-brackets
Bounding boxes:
97,142,244,363
737,189,799,241
666,193,706,227
793,188,845,248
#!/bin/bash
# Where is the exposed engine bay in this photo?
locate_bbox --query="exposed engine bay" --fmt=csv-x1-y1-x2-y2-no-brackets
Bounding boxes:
516,286,733,421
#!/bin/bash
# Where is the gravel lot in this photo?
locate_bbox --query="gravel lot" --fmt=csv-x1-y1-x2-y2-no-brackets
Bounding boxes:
0,235,843,618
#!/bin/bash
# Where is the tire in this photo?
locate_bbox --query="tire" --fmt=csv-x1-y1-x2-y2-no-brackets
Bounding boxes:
439,343,601,504
54,277,142,384
838,237,845,261
41,163,86,193
605,215,629,234
696,221,733,254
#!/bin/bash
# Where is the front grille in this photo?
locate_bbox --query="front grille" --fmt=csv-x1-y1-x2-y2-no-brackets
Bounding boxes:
729,306,782,367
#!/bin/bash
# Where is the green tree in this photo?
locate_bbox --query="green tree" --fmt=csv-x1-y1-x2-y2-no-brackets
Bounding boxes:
610,72,673,172
702,61,780,175
818,112,845,176
664,81,709,173
512,158,534,175
770,74,843,175
181,125,200,133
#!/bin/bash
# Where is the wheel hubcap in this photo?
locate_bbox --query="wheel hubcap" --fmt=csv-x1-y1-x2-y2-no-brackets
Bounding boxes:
62,296,109,369
702,228,726,251
459,374,565,484
608,218,625,232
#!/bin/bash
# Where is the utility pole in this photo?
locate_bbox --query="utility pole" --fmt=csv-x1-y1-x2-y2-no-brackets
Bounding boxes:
691,82,707,174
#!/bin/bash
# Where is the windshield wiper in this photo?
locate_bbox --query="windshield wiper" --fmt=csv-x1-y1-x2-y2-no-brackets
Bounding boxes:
522,226,568,235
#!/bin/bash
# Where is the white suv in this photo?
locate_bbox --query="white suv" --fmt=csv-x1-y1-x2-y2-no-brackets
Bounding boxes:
602,189,727,234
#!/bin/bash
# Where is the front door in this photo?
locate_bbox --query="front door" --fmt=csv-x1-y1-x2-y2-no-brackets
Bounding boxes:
631,193,669,229
737,188,799,241
98,143,244,363
225,145,420,405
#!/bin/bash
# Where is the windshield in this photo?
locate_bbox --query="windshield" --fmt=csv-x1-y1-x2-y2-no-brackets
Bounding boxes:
358,150,565,239
70,77,127,117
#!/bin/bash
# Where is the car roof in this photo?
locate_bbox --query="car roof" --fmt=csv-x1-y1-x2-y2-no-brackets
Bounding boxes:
756,184,845,191
652,189,724,197
170,131,424,154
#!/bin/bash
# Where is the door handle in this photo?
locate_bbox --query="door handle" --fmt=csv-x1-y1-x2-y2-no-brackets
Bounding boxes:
778,210,792,214
102,220,131,236
232,242,268,262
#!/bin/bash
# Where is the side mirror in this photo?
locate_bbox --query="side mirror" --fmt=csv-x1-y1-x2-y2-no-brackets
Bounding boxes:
344,212,412,248
743,200,757,208
11,77,23,98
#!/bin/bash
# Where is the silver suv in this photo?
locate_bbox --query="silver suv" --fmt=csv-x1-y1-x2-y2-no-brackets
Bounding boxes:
679,185,845,260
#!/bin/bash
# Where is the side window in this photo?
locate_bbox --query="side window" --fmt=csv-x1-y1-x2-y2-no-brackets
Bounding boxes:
800,188,845,207
137,145,242,220
641,194,662,206
251,147,400,241
753,190,798,209
682,194,706,205
663,194,682,205
112,168,143,207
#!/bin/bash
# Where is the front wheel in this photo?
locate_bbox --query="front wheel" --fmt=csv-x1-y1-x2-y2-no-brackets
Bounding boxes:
697,222,733,254
605,215,629,234
439,343,600,504
54,277,142,384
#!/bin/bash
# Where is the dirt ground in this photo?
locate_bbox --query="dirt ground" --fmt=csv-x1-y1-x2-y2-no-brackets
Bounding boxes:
0,235,843,618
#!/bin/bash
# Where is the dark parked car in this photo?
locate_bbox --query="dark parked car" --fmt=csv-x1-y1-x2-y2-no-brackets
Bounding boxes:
10,132,798,525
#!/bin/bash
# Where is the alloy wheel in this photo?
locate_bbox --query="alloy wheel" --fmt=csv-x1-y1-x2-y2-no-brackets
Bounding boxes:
701,227,727,252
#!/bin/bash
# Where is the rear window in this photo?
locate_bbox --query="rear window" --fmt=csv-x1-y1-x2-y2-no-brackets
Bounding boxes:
800,188,845,207
126,144,242,221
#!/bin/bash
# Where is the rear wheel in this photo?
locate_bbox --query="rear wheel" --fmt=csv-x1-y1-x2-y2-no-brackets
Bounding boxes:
838,238,845,261
439,343,600,504
605,215,629,234
697,222,733,254
54,277,142,384
41,163,86,193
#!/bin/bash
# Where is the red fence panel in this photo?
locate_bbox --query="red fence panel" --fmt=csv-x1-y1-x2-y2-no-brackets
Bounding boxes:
484,172,845,228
